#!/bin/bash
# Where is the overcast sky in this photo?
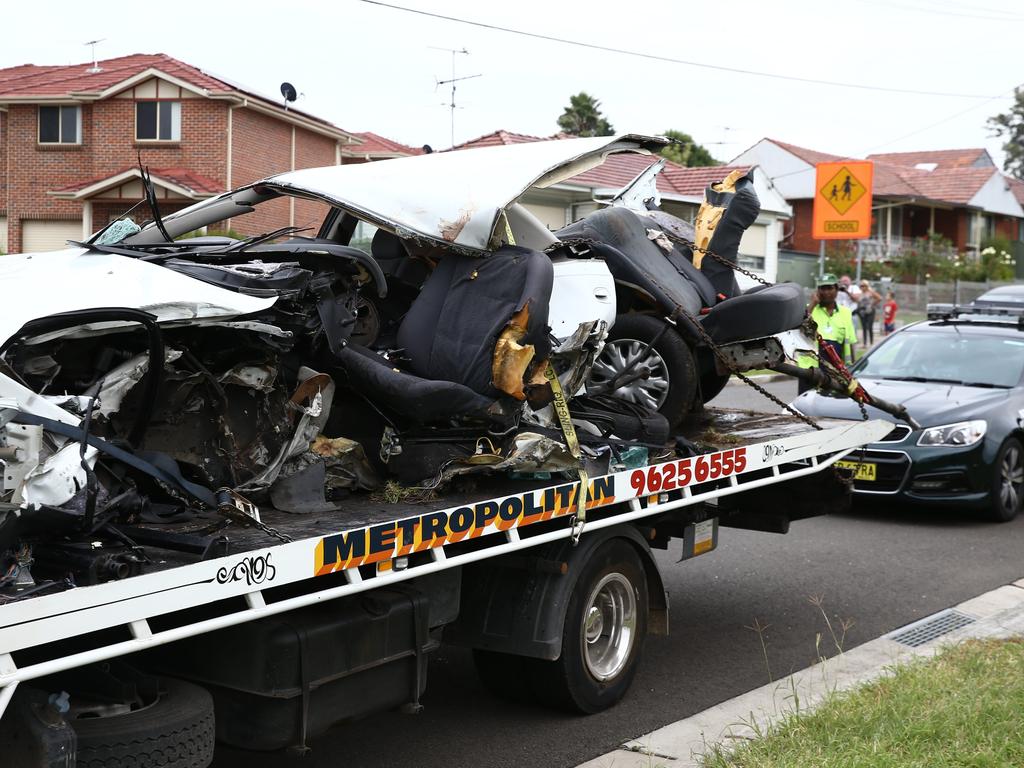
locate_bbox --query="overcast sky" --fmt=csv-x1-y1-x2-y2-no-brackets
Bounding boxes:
3,0,1019,168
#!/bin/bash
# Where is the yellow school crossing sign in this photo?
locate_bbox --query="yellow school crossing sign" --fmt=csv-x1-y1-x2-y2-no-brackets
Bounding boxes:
812,161,873,239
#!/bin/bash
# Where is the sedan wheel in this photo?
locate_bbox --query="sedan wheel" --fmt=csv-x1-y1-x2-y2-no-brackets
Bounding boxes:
989,437,1024,522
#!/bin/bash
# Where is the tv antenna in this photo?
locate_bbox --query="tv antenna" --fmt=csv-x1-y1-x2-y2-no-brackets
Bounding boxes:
84,39,105,73
430,46,481,148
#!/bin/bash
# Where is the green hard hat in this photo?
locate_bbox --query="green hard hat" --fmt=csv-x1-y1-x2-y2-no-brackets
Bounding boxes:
817,273,839,287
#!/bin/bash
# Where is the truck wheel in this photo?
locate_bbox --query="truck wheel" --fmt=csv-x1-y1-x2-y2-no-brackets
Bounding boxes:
530,539,648,713
988,437,1024,522
472,649,535,704
72,677,215,768
590,313,697,429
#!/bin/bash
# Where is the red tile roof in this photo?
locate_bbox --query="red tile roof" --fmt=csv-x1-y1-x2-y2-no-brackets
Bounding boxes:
905,166,999,205
0,53,346,133
660,164,752,197
342,131,423,158
866,148,993,170
1008,177,1024,206
0,53,231,98
766,139,1000,204
452,130,568,150
52,167,222,197
568,153,749,198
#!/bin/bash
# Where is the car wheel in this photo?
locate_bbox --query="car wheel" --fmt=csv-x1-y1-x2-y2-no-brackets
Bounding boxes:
589,313,697,429
528,539,648,713
71,677,215,768
988,437,1024,522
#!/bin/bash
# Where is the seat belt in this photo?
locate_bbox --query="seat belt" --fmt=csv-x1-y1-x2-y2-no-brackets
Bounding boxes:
544,364,589,545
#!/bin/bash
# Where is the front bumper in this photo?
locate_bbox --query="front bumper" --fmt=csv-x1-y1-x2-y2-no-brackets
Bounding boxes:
846,438,994,509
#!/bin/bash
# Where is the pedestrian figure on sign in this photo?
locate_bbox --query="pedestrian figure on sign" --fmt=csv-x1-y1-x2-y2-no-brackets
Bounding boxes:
842,175,852,200
830,184,839,200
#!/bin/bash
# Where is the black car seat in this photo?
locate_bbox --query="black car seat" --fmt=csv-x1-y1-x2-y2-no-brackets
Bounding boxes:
698,282,806,344
557,207,715,314
337,244,554,424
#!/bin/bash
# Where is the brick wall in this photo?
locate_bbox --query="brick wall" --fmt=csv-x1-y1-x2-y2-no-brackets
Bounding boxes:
229,109,336,236
3,98,228,252
787,198,816,253
292,126,336,233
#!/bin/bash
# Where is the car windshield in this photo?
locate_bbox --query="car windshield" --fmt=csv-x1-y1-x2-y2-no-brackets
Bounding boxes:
855,329,1024,388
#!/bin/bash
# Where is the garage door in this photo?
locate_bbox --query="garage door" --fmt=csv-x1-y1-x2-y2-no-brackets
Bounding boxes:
22,220,83,253
522,203,568,231
0,216,7,254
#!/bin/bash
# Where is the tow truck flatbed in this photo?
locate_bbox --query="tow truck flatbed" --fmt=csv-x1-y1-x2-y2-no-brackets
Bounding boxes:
0,414,888,724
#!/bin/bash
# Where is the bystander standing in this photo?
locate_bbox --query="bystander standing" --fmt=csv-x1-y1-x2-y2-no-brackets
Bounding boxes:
883,291,898,335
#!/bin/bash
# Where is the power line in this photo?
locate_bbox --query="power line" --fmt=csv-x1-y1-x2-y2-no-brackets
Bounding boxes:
762,85,1018,184
359,0,991,99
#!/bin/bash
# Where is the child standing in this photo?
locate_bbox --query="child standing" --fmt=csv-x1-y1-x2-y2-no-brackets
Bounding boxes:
882,290,898,335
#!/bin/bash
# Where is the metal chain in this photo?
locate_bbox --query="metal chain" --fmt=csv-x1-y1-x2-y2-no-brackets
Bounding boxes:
219,507,295,543
676,305,824,431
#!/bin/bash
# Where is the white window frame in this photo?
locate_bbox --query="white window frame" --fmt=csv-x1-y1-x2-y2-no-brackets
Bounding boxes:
37,105,82,145
135,101,181,142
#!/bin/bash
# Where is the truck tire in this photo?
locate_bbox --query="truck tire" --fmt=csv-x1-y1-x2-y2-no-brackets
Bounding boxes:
72,678,215,768
472,649,535,704
529,539,648,713
590,313,697,429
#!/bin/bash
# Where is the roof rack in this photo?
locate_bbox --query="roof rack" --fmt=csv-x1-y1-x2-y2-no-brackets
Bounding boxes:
925,302,1024,328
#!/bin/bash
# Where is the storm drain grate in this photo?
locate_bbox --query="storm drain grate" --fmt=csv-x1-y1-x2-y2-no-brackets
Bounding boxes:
889,609,976,648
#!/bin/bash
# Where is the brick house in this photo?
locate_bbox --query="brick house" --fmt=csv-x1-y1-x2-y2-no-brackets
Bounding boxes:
0,53,360,253
731,139,1024,259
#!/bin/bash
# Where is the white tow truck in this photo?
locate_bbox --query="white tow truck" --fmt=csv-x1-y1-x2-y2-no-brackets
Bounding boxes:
0,135,893,765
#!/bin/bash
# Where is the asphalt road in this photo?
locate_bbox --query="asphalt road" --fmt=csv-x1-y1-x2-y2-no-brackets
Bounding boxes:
214,379,1024,768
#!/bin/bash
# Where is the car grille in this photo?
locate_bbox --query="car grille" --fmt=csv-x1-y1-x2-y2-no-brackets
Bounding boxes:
850,449,911,493
877,424,912,443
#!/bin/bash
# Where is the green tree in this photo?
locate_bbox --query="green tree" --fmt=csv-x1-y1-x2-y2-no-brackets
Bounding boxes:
660,130,720,167
557,92,614,137
988,87,1024,178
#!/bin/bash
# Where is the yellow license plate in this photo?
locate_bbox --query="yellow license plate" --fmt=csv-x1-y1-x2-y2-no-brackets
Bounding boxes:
836,460,877,481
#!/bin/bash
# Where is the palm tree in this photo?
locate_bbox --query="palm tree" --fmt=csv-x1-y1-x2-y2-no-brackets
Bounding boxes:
557,92,614,137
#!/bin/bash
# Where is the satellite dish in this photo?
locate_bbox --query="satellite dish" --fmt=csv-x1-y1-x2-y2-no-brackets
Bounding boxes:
280,82,298,103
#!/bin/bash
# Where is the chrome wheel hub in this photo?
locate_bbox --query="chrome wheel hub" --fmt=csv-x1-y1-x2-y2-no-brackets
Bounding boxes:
1000,445,1023,511
590,338,669,411
581,573,637,681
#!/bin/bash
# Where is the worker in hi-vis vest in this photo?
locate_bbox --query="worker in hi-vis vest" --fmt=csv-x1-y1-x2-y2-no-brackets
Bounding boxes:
798,273,857,394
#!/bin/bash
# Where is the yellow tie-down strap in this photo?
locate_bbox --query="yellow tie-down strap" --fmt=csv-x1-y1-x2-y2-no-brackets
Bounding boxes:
545,363,588,543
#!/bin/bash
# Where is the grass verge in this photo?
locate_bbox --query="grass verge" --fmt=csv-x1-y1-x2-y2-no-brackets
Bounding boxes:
703,637,1024,767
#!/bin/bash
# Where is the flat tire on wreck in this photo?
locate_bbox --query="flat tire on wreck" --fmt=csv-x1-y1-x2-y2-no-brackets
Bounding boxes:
71,677,215,768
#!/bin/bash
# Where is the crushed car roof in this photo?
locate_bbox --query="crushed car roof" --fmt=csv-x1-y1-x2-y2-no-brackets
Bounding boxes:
153,135,667,252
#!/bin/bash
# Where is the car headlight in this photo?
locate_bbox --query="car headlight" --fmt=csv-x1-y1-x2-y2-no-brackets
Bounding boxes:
917,420,987,447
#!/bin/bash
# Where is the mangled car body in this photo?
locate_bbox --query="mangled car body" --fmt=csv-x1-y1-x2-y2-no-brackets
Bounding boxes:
0,134,833,594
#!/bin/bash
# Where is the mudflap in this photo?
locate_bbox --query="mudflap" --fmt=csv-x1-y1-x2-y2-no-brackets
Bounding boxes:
444,524,669,661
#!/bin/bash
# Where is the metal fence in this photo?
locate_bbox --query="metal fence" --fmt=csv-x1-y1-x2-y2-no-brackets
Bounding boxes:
800,280,1020,336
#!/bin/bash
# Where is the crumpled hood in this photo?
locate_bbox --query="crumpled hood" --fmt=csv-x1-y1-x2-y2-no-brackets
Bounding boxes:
0,248,276,347
795,378,1010,427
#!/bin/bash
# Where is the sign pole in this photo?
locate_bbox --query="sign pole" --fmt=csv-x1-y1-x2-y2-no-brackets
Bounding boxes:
818,240,825,281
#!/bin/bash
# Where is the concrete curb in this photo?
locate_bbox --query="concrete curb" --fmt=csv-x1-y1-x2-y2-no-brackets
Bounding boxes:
576,578,1024,768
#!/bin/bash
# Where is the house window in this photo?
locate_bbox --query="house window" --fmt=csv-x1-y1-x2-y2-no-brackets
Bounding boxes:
136,101,181,141
38,105,81,144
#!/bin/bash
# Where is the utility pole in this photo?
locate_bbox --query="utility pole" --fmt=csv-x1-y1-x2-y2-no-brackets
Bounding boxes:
430,46,481,148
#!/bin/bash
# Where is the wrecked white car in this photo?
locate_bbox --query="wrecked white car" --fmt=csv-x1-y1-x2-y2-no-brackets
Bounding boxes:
1,134,857,595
